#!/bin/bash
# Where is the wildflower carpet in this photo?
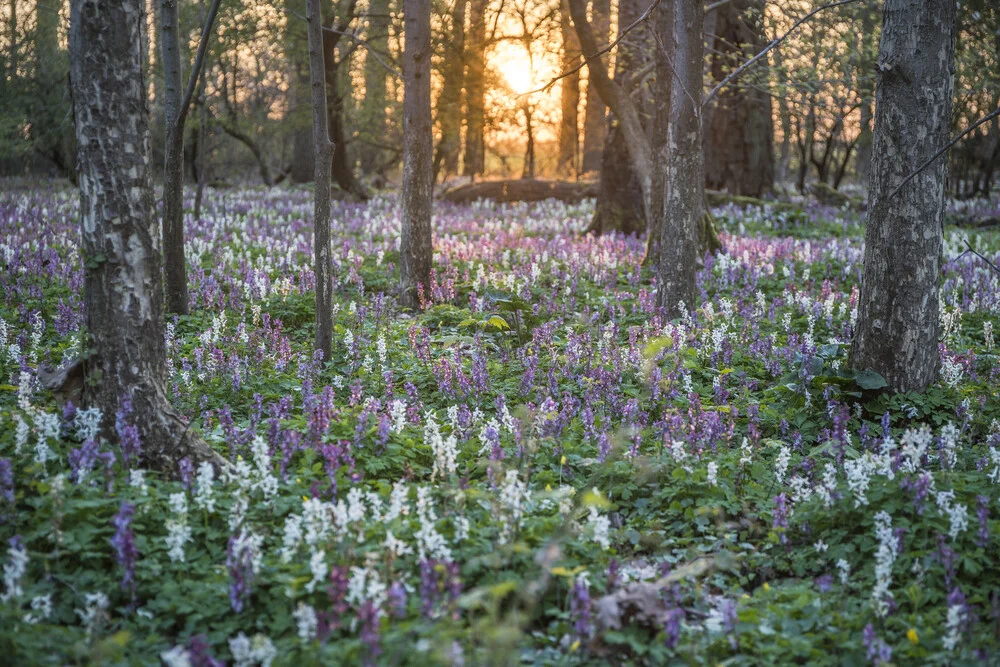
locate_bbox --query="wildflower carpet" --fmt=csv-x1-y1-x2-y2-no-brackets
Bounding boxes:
1,184,999,665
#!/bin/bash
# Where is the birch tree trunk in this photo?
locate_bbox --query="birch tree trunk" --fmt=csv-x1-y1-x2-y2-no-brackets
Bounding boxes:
851,0,956,393
655,0,703,314
307,0,335,360
400,0,433,309
69,0,221,471
160,0,189,315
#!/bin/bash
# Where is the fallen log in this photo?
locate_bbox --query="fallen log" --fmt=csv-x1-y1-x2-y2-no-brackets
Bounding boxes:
441,178,598,204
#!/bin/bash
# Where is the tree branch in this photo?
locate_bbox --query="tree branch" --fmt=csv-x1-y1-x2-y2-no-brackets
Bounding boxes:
520,0,661,97
286,7,402,78
177,0,222,130
962,239,1000,276
887,105,1000,201
703,0,861,106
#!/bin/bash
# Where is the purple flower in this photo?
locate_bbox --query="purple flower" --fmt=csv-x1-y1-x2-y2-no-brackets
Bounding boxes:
663,606,685,648
0,458,13,507
419,559,440,618
862,623,892,665
977,495,990,548
114,396,141,469
357,599,381,665
110,501,137,598
187,634,225,667
772,494,790,544
570,576,592,640
226,532,256,613
387,580,408,618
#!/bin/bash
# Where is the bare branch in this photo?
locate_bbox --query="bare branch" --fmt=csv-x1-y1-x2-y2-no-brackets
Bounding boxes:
519,0,661,98
286,7,402,78
961,240,1000,276
887,105,1000,201
704,0,861,106
177,0,223,130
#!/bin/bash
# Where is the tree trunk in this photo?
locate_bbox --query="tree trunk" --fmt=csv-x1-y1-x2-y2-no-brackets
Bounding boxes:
655,0,702,315
323,27,369,199
438,0,466,178
359,0,392,176
704,0,774,197
400,0,433,309
194,70,209,219
521,104,536,179
851,0,956,393
644,0,671,265
307,0,335,360
69,0,220,471
557,0,581,176
581,0,610,172
160,0,189,315
855,3,877,190
587,124,645,235
463,0,487,177
287,0,314,183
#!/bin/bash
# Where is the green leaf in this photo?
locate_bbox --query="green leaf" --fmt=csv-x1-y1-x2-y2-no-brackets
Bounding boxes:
854,369,888,390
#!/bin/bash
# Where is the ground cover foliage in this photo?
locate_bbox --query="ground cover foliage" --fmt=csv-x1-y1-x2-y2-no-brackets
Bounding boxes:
1,184,999,665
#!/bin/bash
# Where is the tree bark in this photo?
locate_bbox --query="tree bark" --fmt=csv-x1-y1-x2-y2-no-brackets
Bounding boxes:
359,0,392,176
69,0,221,471
851,0,956,393
400,0,433,309
704,0,774,197
287,0,314,183
855,3,877,190
307,0,335,361
463,0,487,177
557,0,581,177
655,0,703,315
323,14,369,200
160,0,189,315
581,0,610,172
439,0,467,178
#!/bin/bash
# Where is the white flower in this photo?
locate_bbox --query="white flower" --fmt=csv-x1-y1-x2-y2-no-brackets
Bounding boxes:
161,646,192,667
384,481,410,522
194,462,216,512
813,540,828,554
498,470,530,545
165,492,192,563
935,490,969,540
294,602,318,643
844,455,875,507
250,436,278,501
943,598,965,651
74,407,103,442
23,593,53,624
229,633,277,667
836,559,850,585
129,469,149,496
424,412,459,481
706,462,718,487
383,531,413,558
280,514,303,564
588,506,611,551
389,400,408,433
415,487,452,560
871,511,898,617
1,539,28,602
75,591,110,638
774,445,791,485
306,550,328,593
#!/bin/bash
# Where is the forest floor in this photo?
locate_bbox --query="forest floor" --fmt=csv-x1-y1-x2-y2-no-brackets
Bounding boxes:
1,184,999,665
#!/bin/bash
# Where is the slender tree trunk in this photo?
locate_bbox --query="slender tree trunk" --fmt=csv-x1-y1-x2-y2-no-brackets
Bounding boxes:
287,0,314,183
439,0,466,178
400,0,433,309
851,0,956,393
521,103,536,179
359,0,391,175
160,0,189,315
855,3,877,190
704,0,774,197
307,0,335,360
323,27,368,199
656,0,703,315
194,70,209,219
644,0,671,265
581,0,610,172
69,0,220,471
463,0,487,177
557,0,581,176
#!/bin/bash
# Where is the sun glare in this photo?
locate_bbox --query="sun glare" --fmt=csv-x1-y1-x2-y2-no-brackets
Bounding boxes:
495,47,535,95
